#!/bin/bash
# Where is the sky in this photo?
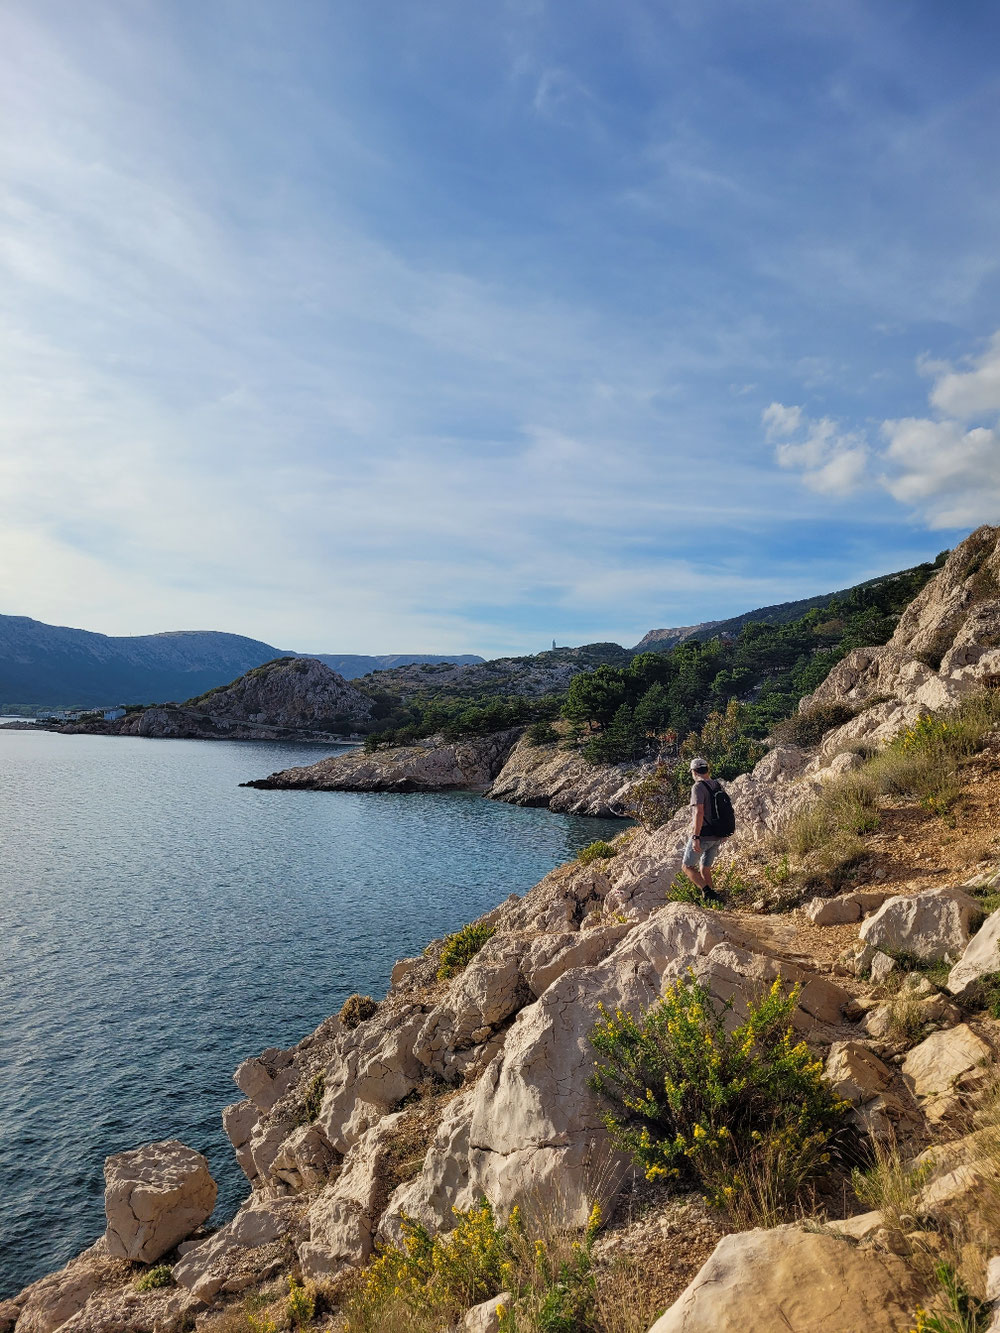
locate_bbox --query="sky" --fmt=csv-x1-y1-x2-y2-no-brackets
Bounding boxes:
2,1,1000,656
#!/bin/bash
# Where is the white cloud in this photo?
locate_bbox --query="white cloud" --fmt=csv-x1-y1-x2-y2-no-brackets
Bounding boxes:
768,332,1000,527
928,332,1000,420
762,401,803,440
768,406,869,495
881,418,1000,528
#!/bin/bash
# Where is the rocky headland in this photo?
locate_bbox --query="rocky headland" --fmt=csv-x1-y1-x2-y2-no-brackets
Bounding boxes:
244,728,654,816
40,658,374,743
10,528,1000,1332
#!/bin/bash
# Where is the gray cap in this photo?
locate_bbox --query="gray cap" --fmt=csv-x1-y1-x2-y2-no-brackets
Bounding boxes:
690,756,710,773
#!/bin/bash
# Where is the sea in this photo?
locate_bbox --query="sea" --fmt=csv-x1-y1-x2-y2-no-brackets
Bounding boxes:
0,728,623,1297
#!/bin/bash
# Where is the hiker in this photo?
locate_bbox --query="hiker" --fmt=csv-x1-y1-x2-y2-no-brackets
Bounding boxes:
682,756,734,905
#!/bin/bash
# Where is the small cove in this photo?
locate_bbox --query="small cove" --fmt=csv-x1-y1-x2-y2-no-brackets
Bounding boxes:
0,729,622,1297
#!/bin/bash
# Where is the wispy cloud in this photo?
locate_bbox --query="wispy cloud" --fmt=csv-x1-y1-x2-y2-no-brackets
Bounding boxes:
0,1,996,652
767,332,1000,528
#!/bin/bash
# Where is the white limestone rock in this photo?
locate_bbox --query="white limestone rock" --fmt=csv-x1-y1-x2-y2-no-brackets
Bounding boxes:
948,908,1000,1002
299,1113,405,1280
104,1140,216,1263
172,1197,297,1302
824,1041,891,1106
859,886,983,963
645,1225,919,1332
901,1024,993,1100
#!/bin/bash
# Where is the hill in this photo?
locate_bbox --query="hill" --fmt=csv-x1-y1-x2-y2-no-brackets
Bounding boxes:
0,615,483,709
313,653,483,677
631,560,949,652
53,657,373,741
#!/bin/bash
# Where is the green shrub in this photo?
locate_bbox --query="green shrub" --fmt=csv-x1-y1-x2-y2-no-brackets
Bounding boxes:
526,721,560,746
286,1275,317,1328
589,974,847,1225
771,701,858,748
665,872,721,910
909,1262,991,1332
344,1201,511,1332
134,1264,173,1291
577,840,617,867
437,922,495,980
340,993,378,1029
301,1070,325,1122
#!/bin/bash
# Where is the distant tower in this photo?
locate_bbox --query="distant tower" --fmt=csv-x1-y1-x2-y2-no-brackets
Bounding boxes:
552,639,557,651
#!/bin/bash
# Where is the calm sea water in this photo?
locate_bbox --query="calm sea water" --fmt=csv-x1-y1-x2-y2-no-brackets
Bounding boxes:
0,730,623,1297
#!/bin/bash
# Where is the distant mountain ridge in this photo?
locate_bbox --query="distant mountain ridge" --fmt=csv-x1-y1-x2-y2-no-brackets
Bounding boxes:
0,614,483,709
631,565,941,653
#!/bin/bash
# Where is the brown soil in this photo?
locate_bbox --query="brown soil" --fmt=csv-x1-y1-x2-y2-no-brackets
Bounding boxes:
593,1184,730,1327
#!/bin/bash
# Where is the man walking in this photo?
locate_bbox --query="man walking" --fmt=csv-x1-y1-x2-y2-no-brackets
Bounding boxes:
681,756,728,904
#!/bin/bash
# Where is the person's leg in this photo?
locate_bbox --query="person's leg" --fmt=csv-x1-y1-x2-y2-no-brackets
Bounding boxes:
701,840,725,902
681,837,707,888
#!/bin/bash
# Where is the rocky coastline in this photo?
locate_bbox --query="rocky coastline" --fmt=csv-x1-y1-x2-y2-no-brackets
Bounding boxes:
9,527,1000,1332
243,728,654,817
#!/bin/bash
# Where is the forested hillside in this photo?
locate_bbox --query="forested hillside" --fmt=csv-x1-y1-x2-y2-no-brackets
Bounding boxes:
565,554,947,770
362,554,947,756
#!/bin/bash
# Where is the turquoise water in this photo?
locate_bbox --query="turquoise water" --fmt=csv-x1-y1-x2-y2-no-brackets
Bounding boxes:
0,730,622,1297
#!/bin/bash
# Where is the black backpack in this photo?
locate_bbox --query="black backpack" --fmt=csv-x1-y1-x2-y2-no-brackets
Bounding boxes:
701,780,736,838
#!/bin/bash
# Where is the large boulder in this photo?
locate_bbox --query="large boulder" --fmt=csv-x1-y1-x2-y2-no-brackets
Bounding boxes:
901,1024,993,1100
824,1041,891,1106
948,907,1000,1002
858,886,982,963
646,1225,921,1332
104,1140,216,1263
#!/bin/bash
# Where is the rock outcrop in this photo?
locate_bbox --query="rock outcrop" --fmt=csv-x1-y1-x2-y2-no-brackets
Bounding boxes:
103,1141,216,1263
243,727,653,813
245,729,523,793
646,1226,921,1333
55,657,373,742
485,734,654,816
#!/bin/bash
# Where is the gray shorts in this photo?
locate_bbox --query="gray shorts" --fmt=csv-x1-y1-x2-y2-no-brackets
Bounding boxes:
682,835,726,872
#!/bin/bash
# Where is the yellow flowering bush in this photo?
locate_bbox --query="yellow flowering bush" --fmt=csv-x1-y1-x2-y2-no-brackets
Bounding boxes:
343,1200,510,1332
891,714,953,754
589,974,847,1217
285,1275,317,1328
907,1262,990,1332
344,1198,606,1333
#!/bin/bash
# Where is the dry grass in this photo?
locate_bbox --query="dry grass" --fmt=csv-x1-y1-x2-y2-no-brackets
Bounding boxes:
765,692,1000,898
848,1080,1000,1324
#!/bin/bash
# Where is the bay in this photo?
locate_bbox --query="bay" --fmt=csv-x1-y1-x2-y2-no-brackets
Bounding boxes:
0,730,623,1297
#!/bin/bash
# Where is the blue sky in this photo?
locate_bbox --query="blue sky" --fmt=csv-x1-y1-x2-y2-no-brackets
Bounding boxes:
2,1,1000,655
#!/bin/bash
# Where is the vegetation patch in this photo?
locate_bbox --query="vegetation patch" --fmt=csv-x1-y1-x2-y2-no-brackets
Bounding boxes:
760,691,1000,897
300,1070,325,1123
563,556,944,770
525,720,561,746
285,1276,317,1329
437,921,495,980
134,1264,173,1290
770,700,860,749
339,993,378,1029
589,975,847,1228
342,1199,610,1333
577,840,618,867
